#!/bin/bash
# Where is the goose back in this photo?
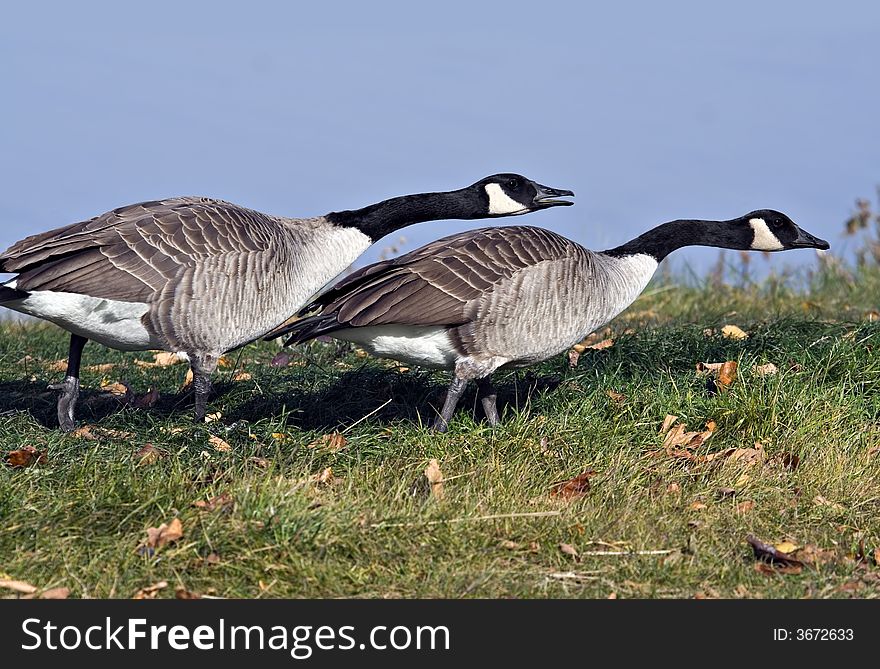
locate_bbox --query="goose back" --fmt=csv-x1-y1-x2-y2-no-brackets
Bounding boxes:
1,197,373,352
287,226,659,368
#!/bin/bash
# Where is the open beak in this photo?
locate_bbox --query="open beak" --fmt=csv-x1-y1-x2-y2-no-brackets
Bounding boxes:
790,226,830,250
531,182,575,208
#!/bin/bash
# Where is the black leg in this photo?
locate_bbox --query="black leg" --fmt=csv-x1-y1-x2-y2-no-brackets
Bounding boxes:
477,376,500,426
190,352,219,423
433,376,469,433
48,334,87,432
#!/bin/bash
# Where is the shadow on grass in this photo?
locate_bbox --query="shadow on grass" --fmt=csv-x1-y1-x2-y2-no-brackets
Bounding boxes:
227,367,565,432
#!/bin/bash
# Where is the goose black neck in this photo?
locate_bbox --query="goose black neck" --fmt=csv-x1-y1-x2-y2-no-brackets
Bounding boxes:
325,190,477,241
603,219,746,261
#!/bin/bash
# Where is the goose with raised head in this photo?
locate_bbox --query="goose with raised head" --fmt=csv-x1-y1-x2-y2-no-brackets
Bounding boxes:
272,210,829,431
0,174,574,430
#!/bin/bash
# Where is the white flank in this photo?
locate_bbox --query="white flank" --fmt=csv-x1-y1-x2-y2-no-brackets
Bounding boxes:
485,183,527,216
333,325,458,369
1,288,158,351
749,218,784,251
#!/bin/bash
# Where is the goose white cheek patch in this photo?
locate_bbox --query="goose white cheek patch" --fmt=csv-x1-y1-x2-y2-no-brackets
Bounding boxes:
485,183,527,215
749,218,784,251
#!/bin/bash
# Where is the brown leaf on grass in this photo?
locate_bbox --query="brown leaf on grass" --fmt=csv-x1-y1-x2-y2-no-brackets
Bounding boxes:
193,492,234,513
500,540,519,550
753,363,778,377
313,467,334,485
135,351,184,368
132,387,160,409
84,363,116,374
549,469,597,501
754,561,802,575
180,368,195,390
606,389,626,403
705,443,766,467
812,495,845,512
6,445,47,468
204,412,223,424
133,581,168,599
308,432,347,452
144,518,184,550
773,452,801,471
209,435,232,452
135,444,165,465
424,459,444,500
0,579,38,594
689,501,707,511
696,361,738,392
721,324,749,340
736,500,755,513
746,534,804,573
175,586,201,600
717,361,738,388
100,380,131,397
233,371,252,382
559,543,579,558
73,425,135,441
660,419,716,458
46,359,69,373
568,348,581,367
659,414,678,435
39,587,70,599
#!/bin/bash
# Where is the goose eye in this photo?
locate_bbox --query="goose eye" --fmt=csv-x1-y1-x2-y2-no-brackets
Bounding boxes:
507,179,519,189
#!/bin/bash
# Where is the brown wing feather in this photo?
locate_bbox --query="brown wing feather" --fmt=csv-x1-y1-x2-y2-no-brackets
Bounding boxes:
1,197,279,303
278,226,576,342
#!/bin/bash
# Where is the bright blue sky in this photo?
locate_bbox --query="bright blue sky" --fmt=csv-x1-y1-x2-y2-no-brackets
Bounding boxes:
2,1,878,273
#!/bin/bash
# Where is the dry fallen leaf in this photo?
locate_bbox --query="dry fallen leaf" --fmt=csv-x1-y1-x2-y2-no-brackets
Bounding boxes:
424,459,444,500
46,359,69,373
39,587,70,600
135,444,165,465
144,518,184,550
6,445,47,468
659,414,678,435
181,368,195,390
100,380,131,396
308,432,347,452
233,371,252,382
606,389,626,403
746,534,804,574
812,495,845,512
84,363,116,374
753,363,778,377
133,581,169,599
549,469,597,501
313,467,334,485
736,500,756,513
721,324,749,340
193,492,234,513
175,586,201,600
568,348,581,367
0,579,38,594
559,543,579,558
136,351,184,368
689,501,707,511
775,540,799,554
500,540,519,550
717,361,738,388
209,435,232,452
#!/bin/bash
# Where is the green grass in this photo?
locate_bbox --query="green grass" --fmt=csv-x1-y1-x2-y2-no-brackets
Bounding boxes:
1,262,879,599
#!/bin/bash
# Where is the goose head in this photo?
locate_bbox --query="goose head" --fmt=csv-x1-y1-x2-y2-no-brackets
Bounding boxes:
740,210,830,251
472,173,575,217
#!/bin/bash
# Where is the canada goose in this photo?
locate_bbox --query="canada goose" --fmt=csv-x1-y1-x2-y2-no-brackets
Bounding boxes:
271,210,829,431
0,174,574,431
